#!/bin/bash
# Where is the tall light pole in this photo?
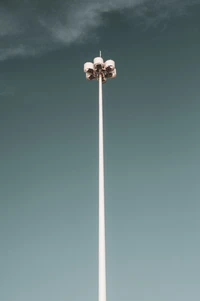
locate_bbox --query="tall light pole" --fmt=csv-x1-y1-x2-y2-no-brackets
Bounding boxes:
83,52,117,301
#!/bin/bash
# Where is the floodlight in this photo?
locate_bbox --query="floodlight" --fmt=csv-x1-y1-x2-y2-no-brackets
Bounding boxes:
84,62,95,74
104,59,115,72
94,57,104,71
86,72,95,81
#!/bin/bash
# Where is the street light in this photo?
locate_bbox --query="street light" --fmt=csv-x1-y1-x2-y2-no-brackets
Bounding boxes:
83,52,117,301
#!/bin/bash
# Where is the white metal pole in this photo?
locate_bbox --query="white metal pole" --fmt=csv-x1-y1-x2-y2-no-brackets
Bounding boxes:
98,73,106,301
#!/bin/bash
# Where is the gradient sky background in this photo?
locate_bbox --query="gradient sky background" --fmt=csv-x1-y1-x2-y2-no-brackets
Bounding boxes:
1,1,200,301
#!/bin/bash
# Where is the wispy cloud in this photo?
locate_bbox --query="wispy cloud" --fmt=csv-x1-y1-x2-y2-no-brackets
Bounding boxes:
0,0,199,61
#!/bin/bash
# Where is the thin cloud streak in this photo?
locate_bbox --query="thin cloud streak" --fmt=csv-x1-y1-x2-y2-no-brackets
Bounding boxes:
0,0,199,61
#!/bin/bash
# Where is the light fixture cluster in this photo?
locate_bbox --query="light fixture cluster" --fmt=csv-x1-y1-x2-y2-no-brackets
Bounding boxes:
84,56,116,84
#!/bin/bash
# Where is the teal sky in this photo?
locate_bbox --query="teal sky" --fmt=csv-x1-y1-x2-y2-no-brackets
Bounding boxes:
1,1,200,301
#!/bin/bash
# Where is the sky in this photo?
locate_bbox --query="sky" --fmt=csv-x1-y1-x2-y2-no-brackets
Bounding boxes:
1,1,200,301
